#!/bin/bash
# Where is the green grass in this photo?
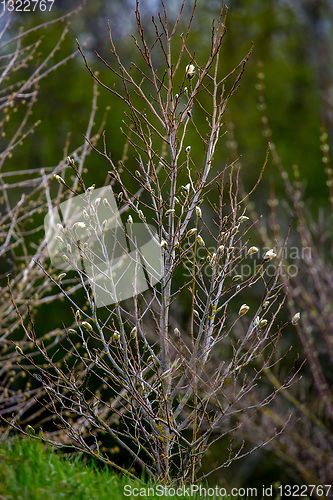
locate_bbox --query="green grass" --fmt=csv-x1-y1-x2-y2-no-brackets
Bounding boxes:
0,434,230,499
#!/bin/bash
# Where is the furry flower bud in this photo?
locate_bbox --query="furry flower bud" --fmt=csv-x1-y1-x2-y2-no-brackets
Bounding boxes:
247,246,259,256
139,210,146,221
54,174,65,185
238,215,249,222
130,326,137,338
239,304,250,316
197,235,205,246
185,64,195,79
264,249,276,261
15,345,23,355
82,321,93,331
195,206,202,218
186,228,197,237
292,312,300,325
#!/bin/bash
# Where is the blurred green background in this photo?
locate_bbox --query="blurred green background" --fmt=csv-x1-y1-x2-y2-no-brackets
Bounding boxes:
7,0,333,210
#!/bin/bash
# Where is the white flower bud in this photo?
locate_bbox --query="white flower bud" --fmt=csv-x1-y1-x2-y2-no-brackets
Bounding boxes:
54,174,65,185
238,215,249,222
161,239,168,248
95,197,101,207
139,210,146,221
253,317,260,327
232,275,242,281
292,312,300,325
259,319,268,327
239,304,250,316
86,184,95,192
130,326,137,338
264,249,276,261
73,221,86,229
165,209,175,216
82,321,93,331
247,246,259,256
185,146,191,153
186,228,197,237
197,235,205,246
231,225,239,235
185,64,195,79
174,328,181,337
15,345,23,355
127,215,133,225
195,206,202,218
113,331,120,341
58,273,66,281
57,223,64,232
218,245,225,253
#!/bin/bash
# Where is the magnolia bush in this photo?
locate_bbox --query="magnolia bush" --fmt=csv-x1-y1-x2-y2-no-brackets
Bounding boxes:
2,0,300,485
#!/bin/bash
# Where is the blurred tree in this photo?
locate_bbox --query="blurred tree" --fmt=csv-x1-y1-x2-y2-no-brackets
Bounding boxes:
288,0,333,148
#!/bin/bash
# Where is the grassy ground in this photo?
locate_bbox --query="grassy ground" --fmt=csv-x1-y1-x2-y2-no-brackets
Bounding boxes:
0,434,230,499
